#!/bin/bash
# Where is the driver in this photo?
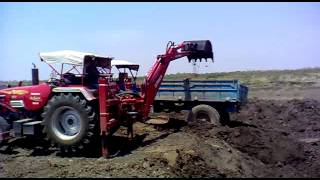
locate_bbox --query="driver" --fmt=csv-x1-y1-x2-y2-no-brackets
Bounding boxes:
86,61,100,89
118,72,127,92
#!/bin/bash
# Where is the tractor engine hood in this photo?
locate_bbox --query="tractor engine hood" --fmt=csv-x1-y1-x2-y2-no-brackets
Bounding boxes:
0,83,52,111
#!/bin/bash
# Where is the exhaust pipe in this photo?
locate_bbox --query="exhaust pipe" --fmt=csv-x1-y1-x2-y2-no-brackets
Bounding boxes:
181,40,214,62
32,63,39,85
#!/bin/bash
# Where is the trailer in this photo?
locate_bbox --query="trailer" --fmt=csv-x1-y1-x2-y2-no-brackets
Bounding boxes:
153,78,248,125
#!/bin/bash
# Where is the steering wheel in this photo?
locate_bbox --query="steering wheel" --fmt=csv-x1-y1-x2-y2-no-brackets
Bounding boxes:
48,78,61,87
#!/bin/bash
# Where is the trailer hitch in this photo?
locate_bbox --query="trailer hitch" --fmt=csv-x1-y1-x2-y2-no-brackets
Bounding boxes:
181,40,214,63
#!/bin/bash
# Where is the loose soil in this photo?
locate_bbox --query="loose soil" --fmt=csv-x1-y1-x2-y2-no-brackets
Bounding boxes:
1,95,320,177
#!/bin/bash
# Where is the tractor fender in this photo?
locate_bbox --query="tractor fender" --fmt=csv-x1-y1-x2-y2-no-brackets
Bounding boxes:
52,87,96,101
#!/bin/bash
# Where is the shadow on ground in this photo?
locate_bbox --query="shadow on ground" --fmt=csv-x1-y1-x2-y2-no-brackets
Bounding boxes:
0,118,188,159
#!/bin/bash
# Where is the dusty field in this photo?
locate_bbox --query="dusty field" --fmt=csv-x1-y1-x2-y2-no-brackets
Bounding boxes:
1,88,320,177
249,87,320,100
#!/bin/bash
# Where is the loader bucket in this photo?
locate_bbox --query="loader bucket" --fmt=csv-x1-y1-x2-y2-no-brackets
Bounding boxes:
182,40,214,62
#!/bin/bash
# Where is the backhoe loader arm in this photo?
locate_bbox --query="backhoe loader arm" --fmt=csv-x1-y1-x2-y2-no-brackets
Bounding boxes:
141,40,214,119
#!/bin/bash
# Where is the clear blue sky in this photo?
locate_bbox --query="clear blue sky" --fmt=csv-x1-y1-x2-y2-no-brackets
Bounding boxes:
1,2,320,81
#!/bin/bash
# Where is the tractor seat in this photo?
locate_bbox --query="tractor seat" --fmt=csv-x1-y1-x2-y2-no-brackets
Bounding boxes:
63,73,82,85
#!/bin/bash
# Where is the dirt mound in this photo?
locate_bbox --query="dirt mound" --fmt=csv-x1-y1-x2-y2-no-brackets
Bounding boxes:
215,127,304,165
234,98,320,138
172,98,320,177
225,98,320,177
143,149,221,178
173,149,219,178
139,128,269,178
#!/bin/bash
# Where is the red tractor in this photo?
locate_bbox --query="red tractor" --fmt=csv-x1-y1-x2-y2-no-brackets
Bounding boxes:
0,40,213,157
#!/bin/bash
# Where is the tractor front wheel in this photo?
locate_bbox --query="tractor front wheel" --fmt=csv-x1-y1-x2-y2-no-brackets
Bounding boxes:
42,93,97,155
0,116,10,145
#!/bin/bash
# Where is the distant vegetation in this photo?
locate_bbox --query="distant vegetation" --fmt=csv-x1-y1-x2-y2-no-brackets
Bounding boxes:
151,67,320,89
1,67,320,90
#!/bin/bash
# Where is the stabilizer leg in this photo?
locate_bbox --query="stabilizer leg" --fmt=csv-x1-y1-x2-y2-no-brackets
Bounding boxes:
101,134,108,158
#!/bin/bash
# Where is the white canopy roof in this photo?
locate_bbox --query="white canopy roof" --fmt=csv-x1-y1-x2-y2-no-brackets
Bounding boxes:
111,60,139,71
39,50,139,70
39,50,107,66
111,60,135,66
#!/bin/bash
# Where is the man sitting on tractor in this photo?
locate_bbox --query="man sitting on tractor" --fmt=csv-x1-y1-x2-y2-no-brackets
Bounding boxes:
117,72,128,92
86,60,100,89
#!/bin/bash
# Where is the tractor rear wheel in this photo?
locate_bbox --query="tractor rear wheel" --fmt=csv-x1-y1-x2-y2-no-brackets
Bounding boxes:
42,93,97,155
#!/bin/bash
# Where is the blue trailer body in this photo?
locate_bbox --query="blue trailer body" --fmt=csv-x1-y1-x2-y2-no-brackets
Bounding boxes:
154,79,248,113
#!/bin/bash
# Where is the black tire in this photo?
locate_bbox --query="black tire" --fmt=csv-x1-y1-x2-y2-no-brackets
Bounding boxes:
0,116,10,132
188,104,221,126
0,116,10,145
42,93,97,154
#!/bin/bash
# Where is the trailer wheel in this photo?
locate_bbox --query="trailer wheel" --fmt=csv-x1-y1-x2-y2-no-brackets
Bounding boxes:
42,93,97,155
189,104,221,126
